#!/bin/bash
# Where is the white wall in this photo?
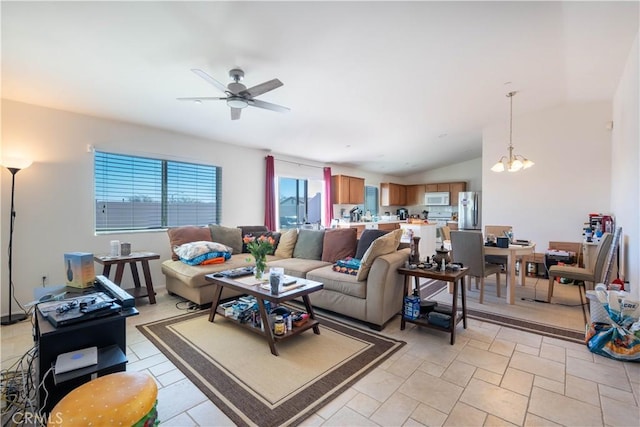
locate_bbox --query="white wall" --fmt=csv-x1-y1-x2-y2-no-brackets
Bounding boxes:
0,100,269,311
482,101,613,250
611,34,639,299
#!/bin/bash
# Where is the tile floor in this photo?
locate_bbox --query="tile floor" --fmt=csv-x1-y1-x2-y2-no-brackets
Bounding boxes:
2,288,639,427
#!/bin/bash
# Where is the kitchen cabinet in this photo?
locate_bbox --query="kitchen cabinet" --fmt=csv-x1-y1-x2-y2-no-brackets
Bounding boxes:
448,182,467,206
405,184,425,206
351,224,366,239
377,222,400,231
380,183,406,206
423,181,467,206
332,175,365,204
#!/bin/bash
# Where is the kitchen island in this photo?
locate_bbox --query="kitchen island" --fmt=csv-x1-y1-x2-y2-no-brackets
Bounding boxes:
336,219,405,238
400,223,438,262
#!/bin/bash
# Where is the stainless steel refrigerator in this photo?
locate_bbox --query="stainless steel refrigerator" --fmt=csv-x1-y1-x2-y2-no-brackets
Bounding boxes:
458,191,481,230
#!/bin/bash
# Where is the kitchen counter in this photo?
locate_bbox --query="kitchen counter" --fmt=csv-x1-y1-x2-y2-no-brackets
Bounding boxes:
337,219,406,226
336,219,407,238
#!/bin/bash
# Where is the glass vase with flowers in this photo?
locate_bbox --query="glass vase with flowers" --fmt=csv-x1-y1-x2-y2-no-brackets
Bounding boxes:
243,234,276,280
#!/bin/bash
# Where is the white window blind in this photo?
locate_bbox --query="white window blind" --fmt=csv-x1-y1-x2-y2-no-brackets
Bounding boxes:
95,151,220,232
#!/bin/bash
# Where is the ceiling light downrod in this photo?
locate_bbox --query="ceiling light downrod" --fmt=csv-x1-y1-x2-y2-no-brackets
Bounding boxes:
491,91,534,173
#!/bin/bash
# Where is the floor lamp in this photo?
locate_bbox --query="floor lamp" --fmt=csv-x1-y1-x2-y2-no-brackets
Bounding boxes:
1,158,32,325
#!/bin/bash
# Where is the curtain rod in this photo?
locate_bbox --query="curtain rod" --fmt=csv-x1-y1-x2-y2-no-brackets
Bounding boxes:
274,158,326,170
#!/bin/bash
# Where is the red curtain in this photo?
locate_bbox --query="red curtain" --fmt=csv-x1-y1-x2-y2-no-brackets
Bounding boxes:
264,155,276,230
323,167,333,227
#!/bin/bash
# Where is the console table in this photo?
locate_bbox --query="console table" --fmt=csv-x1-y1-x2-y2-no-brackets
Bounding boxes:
94,252,159,304
35,307,138,414
397,267,468,345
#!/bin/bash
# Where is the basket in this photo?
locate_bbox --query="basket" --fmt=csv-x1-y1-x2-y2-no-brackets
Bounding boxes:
586,291,612,324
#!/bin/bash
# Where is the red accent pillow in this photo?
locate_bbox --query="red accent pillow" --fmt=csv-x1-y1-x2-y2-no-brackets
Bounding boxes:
322,228,357,263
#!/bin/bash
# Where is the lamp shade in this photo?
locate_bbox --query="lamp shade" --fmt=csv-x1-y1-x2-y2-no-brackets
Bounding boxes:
491,161,505,173
1,157,32,170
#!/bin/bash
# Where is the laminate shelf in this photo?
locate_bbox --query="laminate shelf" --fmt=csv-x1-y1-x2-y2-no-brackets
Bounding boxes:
214,306,320,341
397,267,469,345
53,345,127,385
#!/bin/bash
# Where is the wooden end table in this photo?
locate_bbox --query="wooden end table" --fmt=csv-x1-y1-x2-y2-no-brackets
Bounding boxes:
94,252,160,304
205,274,323,356
397,266,469,345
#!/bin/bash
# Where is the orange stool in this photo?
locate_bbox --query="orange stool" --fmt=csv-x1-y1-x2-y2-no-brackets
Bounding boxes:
48,372,158,426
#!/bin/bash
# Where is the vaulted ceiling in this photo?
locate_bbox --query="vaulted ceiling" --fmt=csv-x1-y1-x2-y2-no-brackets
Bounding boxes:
2,1,638,175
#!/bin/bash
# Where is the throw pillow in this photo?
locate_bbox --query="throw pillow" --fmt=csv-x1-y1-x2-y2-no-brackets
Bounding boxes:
292,229,325,260
355,229,389,259
274,228,298,258
356,228,403,281
173,241,232,266
322,228,357,263
208,224,243,254
167,226,212,261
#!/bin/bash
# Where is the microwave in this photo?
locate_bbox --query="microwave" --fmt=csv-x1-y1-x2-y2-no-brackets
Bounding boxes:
424,192,450,206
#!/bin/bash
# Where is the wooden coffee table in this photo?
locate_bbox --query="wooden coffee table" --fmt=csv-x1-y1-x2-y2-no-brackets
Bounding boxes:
204,274,323,356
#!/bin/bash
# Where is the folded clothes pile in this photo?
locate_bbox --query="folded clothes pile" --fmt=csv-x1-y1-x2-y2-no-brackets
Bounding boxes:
332,257,361,276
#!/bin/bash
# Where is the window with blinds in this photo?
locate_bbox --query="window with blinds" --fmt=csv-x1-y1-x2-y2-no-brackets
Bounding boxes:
94,151,220,232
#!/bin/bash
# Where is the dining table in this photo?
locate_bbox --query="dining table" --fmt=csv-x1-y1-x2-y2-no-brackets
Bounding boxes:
483,243,536,304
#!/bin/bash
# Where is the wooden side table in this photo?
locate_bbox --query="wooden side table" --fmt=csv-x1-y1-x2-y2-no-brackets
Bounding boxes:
94,252,160,304
397,266,468,345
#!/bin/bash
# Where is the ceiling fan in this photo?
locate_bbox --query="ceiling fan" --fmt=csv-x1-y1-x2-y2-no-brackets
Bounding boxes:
178,68,290,120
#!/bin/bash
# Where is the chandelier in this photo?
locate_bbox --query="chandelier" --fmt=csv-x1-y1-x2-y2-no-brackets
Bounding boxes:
491,91,534,172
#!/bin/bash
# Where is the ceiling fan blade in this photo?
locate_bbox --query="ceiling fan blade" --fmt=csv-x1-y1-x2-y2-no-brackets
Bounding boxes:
191,69,227,94
230,107,242,120
240,79,283,98
176,97,226,101
248,98,290,113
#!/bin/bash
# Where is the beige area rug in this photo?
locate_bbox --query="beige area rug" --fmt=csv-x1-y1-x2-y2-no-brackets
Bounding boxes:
137,309,404,427
424,275,587,343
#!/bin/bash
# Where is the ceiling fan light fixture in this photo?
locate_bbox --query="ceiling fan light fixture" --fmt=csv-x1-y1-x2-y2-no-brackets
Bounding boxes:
492,91,534,173
226,97,248,109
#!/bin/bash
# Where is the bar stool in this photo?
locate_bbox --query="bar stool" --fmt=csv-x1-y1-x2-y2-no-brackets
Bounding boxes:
48,372,158,426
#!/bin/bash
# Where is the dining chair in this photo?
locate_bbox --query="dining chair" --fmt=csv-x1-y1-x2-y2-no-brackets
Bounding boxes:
450,230,503,304
484,225,512,267
547,232,613,325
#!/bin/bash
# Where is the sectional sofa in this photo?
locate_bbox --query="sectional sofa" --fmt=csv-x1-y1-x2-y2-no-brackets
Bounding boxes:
161,224,410,329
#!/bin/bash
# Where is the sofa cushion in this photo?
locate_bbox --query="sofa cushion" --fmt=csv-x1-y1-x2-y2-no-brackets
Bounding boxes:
162,254,280,289
167,226,212,261
208,224,243,254
356,228,403,281
267,258,331,278
306,265,366,299
292,229,325,260
275,228,298,258
322,228,357,263
355,229,389,260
